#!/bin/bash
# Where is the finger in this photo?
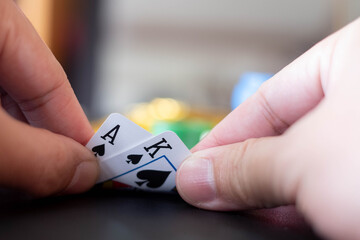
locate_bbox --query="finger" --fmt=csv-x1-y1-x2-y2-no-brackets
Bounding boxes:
178,103,360,239
192,23,344,152
177,135,300,211
0,109,98,196
0,0,93,145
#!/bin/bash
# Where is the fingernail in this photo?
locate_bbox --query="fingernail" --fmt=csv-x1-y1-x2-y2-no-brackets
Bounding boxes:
63,161,99,194
177,156,216,206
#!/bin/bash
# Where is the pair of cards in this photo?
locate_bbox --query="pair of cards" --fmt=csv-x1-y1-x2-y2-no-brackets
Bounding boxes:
86,113,191,192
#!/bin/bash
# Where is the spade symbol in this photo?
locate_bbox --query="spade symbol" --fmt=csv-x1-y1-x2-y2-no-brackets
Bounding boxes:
135,170,171,188
126,154,143,164
92,144,105,157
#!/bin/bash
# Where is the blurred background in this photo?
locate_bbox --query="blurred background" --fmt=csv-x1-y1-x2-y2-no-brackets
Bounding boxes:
16,0,360,147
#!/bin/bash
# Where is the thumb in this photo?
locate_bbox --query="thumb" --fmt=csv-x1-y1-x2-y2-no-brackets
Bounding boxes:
0,110,99,197
176,136,298,211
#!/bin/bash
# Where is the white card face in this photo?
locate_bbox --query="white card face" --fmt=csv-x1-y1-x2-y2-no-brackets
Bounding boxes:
86,113,152,161
97,131,191,192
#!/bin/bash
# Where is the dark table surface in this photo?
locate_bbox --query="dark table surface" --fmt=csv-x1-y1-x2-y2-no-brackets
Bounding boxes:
0,187,322,240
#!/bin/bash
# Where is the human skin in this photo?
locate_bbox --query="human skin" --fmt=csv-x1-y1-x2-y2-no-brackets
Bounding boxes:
177,18,360,240
0,0,98,196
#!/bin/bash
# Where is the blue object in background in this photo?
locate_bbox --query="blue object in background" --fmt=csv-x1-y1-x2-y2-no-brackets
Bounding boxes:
231,72,273,110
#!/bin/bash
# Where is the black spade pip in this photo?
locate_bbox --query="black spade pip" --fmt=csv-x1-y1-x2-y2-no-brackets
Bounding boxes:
92,144,105,157
136,170,171,188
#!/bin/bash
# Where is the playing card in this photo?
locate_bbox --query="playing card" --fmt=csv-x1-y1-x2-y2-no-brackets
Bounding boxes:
86,113,152,161
97,131,191,191
112,156,177,192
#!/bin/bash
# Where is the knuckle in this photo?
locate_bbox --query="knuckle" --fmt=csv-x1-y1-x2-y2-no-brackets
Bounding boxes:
256,88,290,135
18,80,68,113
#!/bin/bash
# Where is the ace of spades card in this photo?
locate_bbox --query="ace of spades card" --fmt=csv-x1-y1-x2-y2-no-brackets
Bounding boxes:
86,113,152,162
97,131,191,192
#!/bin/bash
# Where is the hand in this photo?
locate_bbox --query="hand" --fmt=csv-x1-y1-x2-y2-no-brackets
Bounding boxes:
0,0,98,197
177,18,360,239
